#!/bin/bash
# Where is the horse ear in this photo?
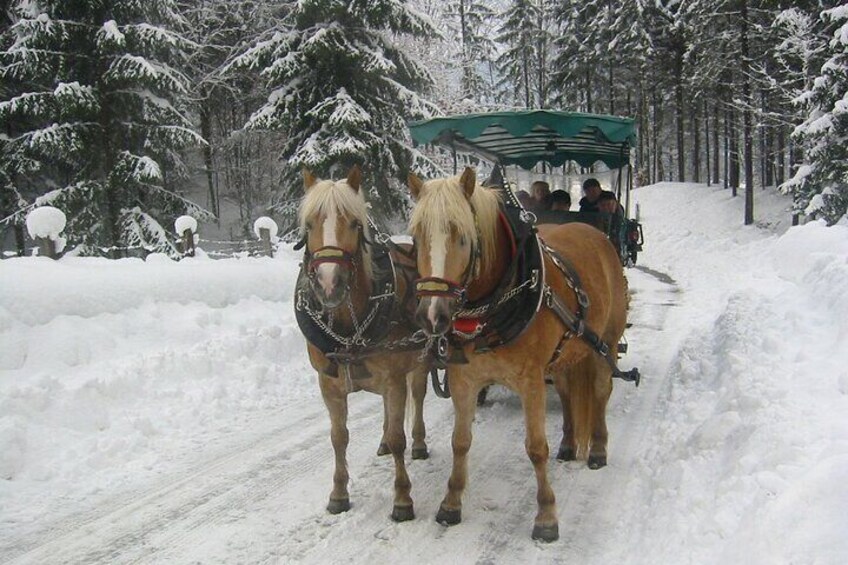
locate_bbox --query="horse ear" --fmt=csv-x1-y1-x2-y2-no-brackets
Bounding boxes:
408,172,424,201
346,165,361,192
459,167,476,199
303,169,317,191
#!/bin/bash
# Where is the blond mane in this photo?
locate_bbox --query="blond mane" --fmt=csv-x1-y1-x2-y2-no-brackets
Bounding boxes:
409,174,502,274
299,178,372,279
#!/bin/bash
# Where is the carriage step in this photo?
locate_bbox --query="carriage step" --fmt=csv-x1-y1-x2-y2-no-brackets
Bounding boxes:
617,342,628,354
613,367,640,387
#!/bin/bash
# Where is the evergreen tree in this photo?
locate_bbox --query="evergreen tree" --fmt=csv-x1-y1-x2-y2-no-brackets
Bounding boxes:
229,0,437,227
496,0,539,109
0,0,207,256
784,5,848,224
444,0,497,104
180,0,283,238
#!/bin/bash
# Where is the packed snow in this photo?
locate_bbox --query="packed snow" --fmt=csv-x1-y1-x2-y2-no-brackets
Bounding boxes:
174,215,198,235
1,182,846,564
253,217,279,240
24,206,65,240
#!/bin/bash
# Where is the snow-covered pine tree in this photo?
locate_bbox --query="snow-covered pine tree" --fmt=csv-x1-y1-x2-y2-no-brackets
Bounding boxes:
783,4,848,225
0,0,207,256
179,0,284,238
444,0,497,105
496,0,541,109
229,0,438,228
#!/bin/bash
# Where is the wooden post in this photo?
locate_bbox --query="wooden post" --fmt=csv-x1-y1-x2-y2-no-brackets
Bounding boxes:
258,227,273,257
180,229,195,257
35,236,58,259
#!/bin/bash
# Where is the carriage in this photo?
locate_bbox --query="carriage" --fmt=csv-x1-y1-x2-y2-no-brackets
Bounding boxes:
408,110,644,265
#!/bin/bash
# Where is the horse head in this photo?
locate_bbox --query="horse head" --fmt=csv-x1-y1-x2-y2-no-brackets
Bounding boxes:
299,165,371,309
407,167,499,336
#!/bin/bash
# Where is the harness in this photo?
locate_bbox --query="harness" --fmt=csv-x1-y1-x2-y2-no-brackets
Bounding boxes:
294,220,426,379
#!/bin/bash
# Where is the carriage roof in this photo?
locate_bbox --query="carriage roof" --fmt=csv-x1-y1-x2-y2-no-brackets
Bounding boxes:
408,110,636,170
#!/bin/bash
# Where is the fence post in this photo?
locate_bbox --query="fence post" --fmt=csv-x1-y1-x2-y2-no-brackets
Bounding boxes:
253,216,278,257
174,215,197,258
25,206,66,259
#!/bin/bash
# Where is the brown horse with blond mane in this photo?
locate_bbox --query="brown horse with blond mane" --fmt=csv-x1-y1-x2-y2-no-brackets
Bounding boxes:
296,166,429,522
407,167,630,542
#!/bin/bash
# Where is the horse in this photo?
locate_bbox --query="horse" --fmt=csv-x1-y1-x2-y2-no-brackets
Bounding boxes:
296,165,429,522
407,167,630,542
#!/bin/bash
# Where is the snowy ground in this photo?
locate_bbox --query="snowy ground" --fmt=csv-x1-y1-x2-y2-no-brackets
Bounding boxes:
1,182,846,564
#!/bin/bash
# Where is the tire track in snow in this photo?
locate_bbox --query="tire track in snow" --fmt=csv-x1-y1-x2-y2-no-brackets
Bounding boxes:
2,395,384,565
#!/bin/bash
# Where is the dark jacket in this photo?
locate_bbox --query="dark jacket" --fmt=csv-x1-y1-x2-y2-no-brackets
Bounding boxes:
578,196,600,213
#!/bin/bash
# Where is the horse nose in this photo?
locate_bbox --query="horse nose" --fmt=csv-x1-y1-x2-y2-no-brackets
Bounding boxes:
316,264,341,297
415,298,451,336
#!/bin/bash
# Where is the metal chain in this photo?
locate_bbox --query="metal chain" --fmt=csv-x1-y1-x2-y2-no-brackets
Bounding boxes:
455,268,539,318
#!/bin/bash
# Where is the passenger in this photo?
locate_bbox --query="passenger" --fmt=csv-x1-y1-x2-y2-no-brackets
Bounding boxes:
530,180,551,211
549,190,571,211
578,178,603,212
597,191,623,215
516,190,534,209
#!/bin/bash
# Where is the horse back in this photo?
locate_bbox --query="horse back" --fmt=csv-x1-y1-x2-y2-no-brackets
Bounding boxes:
538,222,628,347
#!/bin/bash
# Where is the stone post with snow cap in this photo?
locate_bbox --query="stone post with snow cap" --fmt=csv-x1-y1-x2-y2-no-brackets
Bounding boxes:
253,216,278,257
26,206,67,259
174,215,197,258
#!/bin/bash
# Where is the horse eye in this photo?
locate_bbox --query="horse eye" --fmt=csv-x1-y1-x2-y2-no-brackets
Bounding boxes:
349,219,360,230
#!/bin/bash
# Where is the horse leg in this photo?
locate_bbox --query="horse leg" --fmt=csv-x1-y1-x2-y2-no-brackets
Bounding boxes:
436,372,478,527
551,372,576,461
319,378,351,513
588,360,614,470
384,377,414,522
377,398,390,456
520,375,559,542
409,369,429,460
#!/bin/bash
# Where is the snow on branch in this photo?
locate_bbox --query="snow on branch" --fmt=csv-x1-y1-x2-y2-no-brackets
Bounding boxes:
307,89,371,128
117,151,163,183
104,55,191,94
97,20,126,48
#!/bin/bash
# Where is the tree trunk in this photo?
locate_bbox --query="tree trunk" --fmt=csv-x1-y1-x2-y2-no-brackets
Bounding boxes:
693,104,701,183
705,99,711,186
741,0,754,225
724,106,730,189
729,107,739,197
776,126,786,186
200,98,219,223
675,48,685,182
713,102,721,185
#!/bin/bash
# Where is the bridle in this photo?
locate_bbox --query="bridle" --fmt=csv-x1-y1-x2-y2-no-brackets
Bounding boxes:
412,213,482,310
295,221,370,297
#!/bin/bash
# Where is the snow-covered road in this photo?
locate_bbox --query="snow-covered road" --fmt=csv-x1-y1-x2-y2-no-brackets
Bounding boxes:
2,182,846,564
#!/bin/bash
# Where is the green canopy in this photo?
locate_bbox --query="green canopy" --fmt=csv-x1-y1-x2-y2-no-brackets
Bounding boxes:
408,110,636,170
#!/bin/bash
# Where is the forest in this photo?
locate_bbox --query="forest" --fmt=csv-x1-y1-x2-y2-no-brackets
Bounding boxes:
1,0,846,256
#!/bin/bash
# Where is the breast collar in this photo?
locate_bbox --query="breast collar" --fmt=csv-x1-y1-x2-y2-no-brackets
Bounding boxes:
449,192,545,355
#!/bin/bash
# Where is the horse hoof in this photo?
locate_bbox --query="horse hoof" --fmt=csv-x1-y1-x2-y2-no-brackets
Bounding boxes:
377,442,390,456
327,498,351,514
532,523,559,542
411,447,429,460
587,455,607,469
435,507,461,526
391,505,415,522
556,447,576,461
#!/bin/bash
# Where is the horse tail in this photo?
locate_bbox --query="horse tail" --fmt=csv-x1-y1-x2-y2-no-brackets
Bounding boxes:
568,356,596,460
